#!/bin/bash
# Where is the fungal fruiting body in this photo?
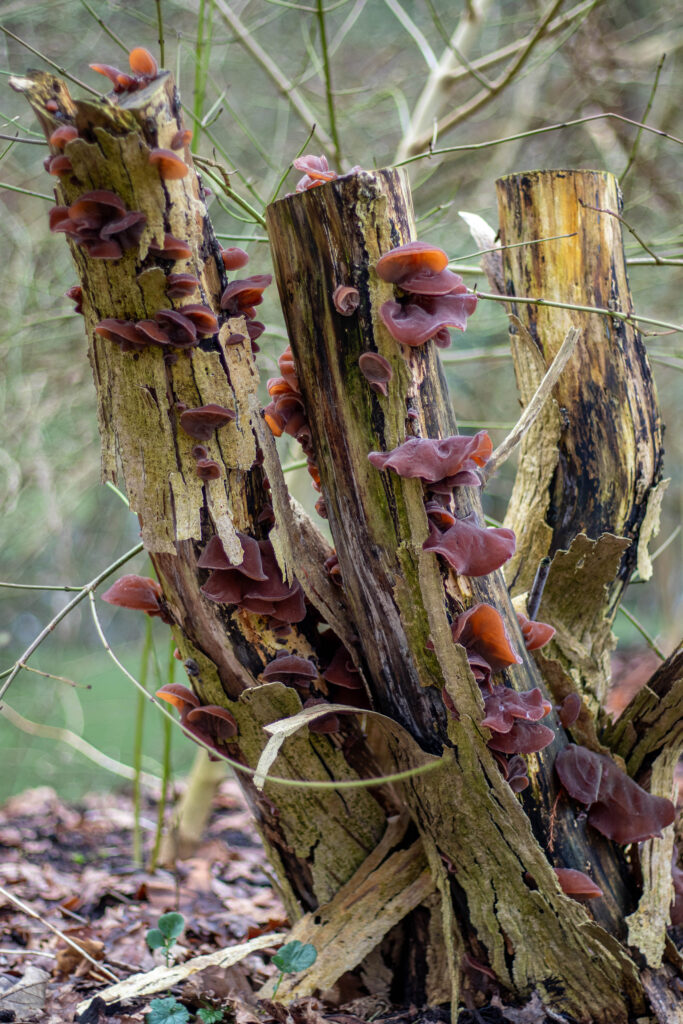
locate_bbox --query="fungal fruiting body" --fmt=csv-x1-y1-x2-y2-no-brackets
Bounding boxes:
156,682,237,758
101,574,170,622
198,532,306,626
90,48,159,96
50,191,147,260
369,432,492,487
376,240,477,348
293,154,338,192
555,745,675,844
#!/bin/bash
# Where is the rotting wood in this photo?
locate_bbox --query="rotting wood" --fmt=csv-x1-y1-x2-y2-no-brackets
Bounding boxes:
496,169,663,613
266,169,647,1021
16,64,676,1021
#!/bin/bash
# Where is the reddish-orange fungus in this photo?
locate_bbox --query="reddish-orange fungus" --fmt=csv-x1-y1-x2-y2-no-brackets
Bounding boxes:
166,273,200,298
170,129,193,150
558,692,582,727
149,147,189,179
128,47,158,76
423,515,516,576
369,432,491,486
49,125,78,148
450,603,522,675
359,353,392,395
180,404,236,440
332,284,360,316
101,575,164,616
156,683,199,712
149,233,192,260
517,613,555,650
195,458,222,480
376,241,448,283
553,867,603,899
556,745,676,843
220,246,250,270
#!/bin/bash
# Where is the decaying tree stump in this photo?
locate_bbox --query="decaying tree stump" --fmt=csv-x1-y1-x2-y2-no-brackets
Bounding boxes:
14,59,680,1024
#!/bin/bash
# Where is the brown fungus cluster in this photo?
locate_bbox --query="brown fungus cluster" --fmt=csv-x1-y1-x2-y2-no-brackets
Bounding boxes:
376,241,478,349
264,347,325,516
50,190,147,260
156,683,238,759
90,47,160,95
198,531,306,630
555,745,675,845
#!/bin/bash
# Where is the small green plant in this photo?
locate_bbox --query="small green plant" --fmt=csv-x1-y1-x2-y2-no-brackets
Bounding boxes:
145,995,190,1024
197,1008,225,1023
271,941,317,998
146,911,186,966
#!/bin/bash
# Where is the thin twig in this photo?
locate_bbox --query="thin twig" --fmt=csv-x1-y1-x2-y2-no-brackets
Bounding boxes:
0,181,52,201
450,231,576,264
194,155,267,226
621,53,666,184
473,290,682,335
0,701,161,787
527,557,552,621
579,200,667,264
0,25,101,97
0,885,119,982
77,0,129,52
0,542,144,704
269,122,316,203
0,132,43,145
316,0,342,168
395,112,683,167
401,0,564,156
19,664,89,689
156,0,166,68
441,0,602,87
213,0,333,154
482,327,580,481
617,606,666,660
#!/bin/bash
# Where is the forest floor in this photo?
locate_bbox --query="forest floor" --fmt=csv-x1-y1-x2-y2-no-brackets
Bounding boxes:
0,648,676,1024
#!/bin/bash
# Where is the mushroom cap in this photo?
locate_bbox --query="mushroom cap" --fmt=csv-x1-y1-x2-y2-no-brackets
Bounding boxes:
369,432,492,484
517,613,555,650
358,352,392,396
451,603,522,674
49,125,78,149
100,210,147,250
557,692,582,727
69,190,127,225
481,685,552,733
333,285,360,316
293,154,337,181
262,652,318,682
101,574,163,614
556,745,676,843
166,273,200,298
380,292,478,346
177,304,219,335
95,319,148,352
156,682,200,712
195,458,222,480
322,645,362,689
220,246,250,270
136,320,172,346
185,704,238,740
180,404,236,440
220,275,272,312
149,233,192,260
396,266,466,296
553,867,603,899
149,147,189,179
128,47,158,76
423,515,516,577
376,241,448,283
197,533,267,581
170,128,193,150
487,720,555,754
155,309,197,348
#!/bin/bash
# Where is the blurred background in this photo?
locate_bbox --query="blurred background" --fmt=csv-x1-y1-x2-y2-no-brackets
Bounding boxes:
0,0,680,801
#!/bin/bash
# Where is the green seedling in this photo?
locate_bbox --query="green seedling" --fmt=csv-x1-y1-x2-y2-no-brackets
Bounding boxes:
146,911,186,966
145,995,190,1024
271,940,317,998
197,1008,225,1023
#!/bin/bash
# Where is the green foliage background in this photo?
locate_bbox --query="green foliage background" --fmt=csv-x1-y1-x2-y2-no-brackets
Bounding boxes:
0,0,680,800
